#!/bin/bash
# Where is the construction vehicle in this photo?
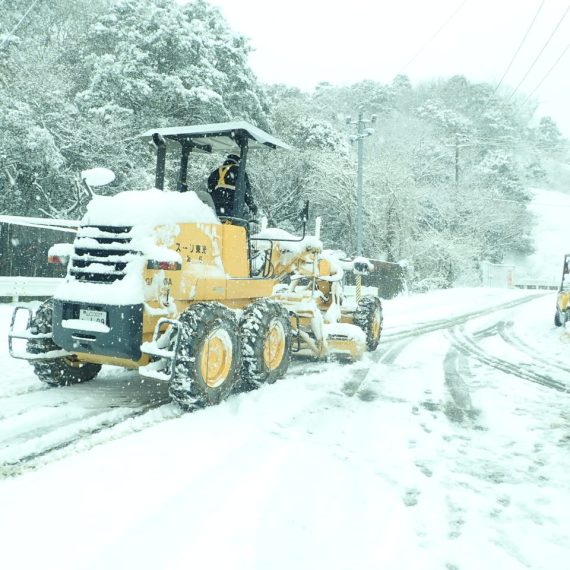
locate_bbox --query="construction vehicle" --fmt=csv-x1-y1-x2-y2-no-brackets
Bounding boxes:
554,254,570,326
9,121,383,410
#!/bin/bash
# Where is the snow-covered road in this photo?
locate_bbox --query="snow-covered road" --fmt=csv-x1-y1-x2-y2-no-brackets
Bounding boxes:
1,288,569,570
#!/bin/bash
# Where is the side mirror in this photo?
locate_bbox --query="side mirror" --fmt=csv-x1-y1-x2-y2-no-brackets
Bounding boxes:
151,132,166,149
81,168,116,188
353,262,369,275
353,257,373,275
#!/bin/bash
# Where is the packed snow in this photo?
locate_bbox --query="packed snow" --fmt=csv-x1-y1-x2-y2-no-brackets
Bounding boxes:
1,287,569,570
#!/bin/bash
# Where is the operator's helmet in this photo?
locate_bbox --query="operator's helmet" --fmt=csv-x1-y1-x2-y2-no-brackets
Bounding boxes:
226,153,240,163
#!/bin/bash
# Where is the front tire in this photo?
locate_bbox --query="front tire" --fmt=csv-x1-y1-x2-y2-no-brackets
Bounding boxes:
555,308,566,327
239,299,291,389
169,302,241,410
354,295,383,351
27,300,101,386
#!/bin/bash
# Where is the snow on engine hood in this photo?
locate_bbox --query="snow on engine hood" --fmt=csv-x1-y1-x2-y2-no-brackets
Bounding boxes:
54,189,220,306
82,189,219,226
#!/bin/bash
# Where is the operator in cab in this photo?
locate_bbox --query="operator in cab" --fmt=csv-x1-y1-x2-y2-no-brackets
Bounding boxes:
207,153,258,218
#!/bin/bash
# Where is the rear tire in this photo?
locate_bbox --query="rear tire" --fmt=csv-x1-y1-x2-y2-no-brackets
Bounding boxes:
169,302,241,410
354,295,383,351
555,309,565,327
239,298,291,389
27,300,101,386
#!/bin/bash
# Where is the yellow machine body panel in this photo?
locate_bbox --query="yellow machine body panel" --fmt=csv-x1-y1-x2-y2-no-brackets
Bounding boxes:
315,259,332,302
326,338,365,360
226,278,275,300
221,223,250,277
139,220,278,339
554,254,570,326
557,291,570,311
142,222,250,304
556,253,570,320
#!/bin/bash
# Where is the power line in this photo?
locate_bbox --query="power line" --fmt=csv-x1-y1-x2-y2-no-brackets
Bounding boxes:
396,0,470,76
491,0,545,97
0,0,41,50
508,3,570,100
524,40,570,103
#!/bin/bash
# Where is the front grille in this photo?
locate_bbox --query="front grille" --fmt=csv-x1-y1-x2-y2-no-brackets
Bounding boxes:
70,225,139,284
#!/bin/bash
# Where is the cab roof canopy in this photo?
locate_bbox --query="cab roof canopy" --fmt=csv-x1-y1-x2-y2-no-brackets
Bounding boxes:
140,121,291,153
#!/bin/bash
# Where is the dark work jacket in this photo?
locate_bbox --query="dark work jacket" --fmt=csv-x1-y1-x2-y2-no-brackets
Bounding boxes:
207,161,254,217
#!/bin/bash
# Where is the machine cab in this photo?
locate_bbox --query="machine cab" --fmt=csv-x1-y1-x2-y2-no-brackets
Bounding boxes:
139,121,292,279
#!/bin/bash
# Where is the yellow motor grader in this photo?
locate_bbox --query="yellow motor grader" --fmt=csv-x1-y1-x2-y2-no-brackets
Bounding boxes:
554,253,570,327
9,122,383,409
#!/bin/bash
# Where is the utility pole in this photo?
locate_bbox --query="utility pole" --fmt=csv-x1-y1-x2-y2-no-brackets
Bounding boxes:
346,107,376,256
346,107,376,301
455,132,459,188
446,133,464,188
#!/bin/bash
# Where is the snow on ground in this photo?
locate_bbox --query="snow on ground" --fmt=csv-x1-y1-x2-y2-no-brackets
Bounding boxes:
1,288,569,570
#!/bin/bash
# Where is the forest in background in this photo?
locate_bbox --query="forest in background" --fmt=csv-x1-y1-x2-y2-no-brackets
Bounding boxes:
1,0,569,290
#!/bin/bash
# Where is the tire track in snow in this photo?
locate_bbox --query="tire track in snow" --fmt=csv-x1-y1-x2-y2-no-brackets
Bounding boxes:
448,326,569,393
497,320,570,375
0,384,50,401
0,294,543,478
383,294,542,344
0,401,178,478
0,374,174,478
343,295,541,401
372,295,541,411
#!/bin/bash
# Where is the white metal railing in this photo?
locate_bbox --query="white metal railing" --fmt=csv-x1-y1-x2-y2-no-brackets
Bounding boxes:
0,276,62,302
514,280,558,291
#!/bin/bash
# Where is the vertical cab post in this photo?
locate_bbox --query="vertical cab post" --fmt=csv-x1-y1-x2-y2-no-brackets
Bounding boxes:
233,132,249,219
177,140,192,193
152,132,167,190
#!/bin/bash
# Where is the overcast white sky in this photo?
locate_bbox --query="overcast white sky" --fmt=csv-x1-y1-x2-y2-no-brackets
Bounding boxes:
205,0,570,136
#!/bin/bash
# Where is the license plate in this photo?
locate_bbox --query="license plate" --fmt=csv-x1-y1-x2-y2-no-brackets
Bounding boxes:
79,309,107,325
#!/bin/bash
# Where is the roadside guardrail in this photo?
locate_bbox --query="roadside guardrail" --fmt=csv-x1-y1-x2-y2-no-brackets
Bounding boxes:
0,277,62,303
514,281,558,291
